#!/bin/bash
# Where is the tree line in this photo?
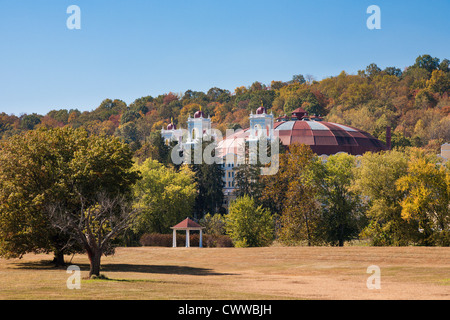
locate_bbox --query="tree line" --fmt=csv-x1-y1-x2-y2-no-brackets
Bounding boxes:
230,143,449,248
1,54,449,155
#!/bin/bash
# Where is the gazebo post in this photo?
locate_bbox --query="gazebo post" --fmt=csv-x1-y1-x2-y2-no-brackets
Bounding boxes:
185,229,190,248
172,229,177,248
199,229,203,248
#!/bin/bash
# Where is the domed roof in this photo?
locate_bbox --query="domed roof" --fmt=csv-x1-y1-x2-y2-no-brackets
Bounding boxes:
194,110,205,118
256,106,266,114
217,120,387,156
167,123,176,130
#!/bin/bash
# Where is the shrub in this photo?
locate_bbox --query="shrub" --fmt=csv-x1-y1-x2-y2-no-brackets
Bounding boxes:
203,235,234,248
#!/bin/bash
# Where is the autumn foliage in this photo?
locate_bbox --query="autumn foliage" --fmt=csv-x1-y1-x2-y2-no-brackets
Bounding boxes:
0,55,448,156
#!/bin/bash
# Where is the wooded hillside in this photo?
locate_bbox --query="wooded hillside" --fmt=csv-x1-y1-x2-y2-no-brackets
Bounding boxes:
1,54,449,156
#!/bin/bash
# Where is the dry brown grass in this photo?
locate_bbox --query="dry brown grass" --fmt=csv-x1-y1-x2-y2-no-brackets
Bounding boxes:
0,246,449,300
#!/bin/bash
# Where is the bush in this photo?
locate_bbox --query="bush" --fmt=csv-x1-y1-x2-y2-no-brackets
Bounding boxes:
203,235,234,248
139,233,233,248
139,233,175,247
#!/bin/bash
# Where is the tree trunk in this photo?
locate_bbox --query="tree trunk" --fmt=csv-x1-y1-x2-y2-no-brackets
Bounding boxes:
52,250,65,266
87,249,102,278
338,224,344,247
304,213,312,246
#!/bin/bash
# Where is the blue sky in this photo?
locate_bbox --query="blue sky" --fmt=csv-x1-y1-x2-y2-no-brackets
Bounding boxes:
0,0,449,115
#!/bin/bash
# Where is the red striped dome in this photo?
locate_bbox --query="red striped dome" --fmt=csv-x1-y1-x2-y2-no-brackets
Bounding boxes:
217,120,387,156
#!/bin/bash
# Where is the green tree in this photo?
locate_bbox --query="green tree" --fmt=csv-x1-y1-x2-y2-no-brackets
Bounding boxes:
91,99,128,122
439,59,450,72
234,162,262,199
315,153,365,246
383,67,402,77
128,95,153,114
45,132,139,277
260,146,290,216
20,113,42,130
115,121,141,151
365,63,382,78
413,54,440,73
148,131,172,165
283,87,324,116
233,137,277,201
181,90,209,106
292,74,306,84
225,195,274,247
247,90,276,112
47,109,70,124
133,159,197,234
188,141,225,218
207,87,231,103
120,109,141,124
0,128,85,264
0,127,140,276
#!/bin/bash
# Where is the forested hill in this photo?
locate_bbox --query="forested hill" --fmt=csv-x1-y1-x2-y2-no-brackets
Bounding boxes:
1,54,449,156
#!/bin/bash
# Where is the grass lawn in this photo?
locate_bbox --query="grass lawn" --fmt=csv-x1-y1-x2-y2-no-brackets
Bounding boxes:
0,246,449,300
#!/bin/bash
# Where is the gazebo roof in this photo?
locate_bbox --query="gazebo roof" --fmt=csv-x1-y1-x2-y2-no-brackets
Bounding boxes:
171,218,204,230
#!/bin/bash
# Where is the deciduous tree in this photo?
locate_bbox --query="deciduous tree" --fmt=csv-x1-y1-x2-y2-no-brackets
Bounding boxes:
0,127,140,274
133,159,197,234
225,195,274,247
315,153,365,246
396,150,450,246
353,150,418,245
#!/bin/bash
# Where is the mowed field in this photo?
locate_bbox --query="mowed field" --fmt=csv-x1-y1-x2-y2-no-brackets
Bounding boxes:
0,246,449,300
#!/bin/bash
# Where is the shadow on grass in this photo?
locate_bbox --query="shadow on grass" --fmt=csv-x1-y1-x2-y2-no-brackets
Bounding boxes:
83,276,161,283
13,260,236,276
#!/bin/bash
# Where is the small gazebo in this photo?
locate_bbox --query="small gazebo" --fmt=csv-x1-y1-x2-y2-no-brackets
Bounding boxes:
171,218,205,248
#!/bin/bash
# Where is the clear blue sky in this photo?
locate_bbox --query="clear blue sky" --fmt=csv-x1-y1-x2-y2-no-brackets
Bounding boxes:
0,0,449,115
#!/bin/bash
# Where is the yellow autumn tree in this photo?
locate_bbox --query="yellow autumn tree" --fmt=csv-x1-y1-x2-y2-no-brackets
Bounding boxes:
178,103,203,125
396,150,450,246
